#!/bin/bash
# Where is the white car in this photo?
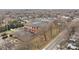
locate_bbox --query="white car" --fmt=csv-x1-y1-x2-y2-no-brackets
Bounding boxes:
69,38,76,42
67,43,78,50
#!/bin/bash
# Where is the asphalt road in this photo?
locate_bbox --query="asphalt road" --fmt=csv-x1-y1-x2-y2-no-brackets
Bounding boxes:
43,29,67,50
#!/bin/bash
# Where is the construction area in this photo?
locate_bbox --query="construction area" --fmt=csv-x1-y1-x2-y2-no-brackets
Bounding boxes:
0,18,61,50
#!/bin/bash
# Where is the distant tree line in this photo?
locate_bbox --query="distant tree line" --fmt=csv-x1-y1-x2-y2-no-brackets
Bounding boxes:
0,20,24,32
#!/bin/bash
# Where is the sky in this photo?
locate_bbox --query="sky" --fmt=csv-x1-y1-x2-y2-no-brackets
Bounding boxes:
0,0,78,9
